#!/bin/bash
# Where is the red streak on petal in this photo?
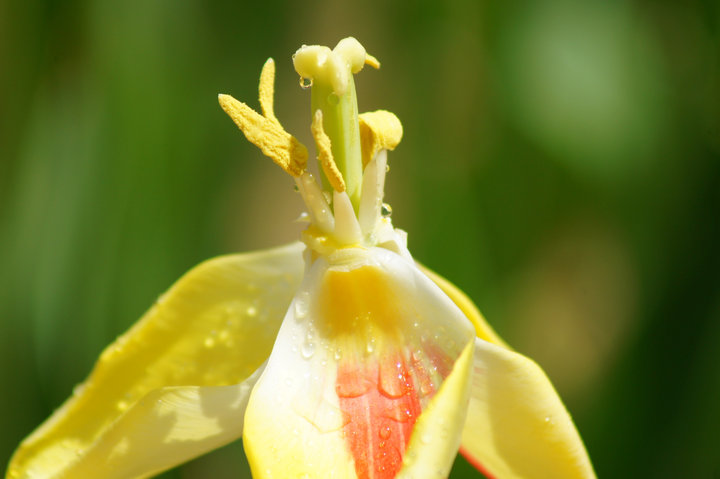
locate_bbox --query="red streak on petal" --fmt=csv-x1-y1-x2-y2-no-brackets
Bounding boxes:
459,446,497,479
336,353,422,479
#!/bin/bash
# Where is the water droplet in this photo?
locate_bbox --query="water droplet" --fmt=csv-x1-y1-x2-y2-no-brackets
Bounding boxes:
386,163,390,173
420,380,435,396
293,184,300,191
294,292,310,319
366,338,376,354
381,203,392,217
301,340,315,359
334,348,343,360
379,426,391,439
246,305,258,317
384,406,413,422
299,76,312,88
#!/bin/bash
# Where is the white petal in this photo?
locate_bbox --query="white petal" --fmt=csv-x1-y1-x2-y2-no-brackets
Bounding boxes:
243,247,475,478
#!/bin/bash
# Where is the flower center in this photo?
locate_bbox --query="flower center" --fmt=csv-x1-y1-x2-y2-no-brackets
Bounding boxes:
218,37,404,255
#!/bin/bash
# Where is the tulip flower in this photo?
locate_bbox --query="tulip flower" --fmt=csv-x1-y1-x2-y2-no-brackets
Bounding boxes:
7,38,595,479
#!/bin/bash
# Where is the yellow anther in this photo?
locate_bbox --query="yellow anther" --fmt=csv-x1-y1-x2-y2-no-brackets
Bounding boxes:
364,53,380,70
258,58,279,125
311,110,346,192
219,94,307,176
358,110,403,167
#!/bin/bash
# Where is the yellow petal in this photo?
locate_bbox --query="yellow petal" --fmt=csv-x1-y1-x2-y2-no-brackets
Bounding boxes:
417,263,509,348
460,338,596,479
396,340,474,479
243,247,475,479
38,367,264,479
8,242,305,479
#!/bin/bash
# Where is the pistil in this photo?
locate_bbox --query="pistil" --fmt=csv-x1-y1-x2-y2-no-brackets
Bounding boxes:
294,38,377,211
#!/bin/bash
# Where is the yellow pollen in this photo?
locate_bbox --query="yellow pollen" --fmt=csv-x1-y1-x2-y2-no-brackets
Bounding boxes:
358,110,403,167
218,59,307,176
258,58,280,126
311,110,346,192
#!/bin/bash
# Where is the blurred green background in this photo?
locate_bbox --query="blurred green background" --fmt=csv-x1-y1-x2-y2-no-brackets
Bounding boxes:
1,0,719,477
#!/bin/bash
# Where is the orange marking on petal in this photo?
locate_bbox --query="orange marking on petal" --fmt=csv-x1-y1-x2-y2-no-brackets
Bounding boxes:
336,352,422,479
460,446,497,479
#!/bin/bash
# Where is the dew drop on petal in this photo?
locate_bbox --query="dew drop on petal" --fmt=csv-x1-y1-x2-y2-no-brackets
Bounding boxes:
366,337,376,354
294,292,310,319
381,203,392,217
301,341,315,359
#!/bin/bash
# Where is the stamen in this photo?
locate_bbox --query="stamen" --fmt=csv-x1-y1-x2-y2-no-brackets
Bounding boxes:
358,111,403,167
311,110,346,192
218,94,307,176
258,58,280,126
358,150,387,235
295,173,334,233
333,190,362,244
